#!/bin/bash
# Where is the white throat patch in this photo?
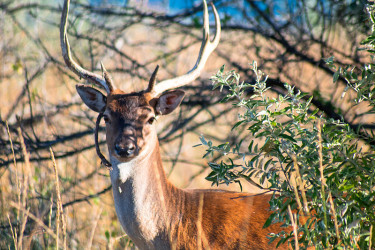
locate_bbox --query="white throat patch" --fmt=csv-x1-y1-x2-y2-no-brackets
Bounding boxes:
119,160,136,183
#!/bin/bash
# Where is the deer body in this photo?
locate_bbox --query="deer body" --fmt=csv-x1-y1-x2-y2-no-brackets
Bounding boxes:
110,131,282,249
60,0,287,248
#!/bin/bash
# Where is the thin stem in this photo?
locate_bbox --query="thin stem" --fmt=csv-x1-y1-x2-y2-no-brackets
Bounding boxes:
9,201,57,239
50,148,65,249
318,120,329,242
328,192,340,244
288,205,300,250
370,224,373,250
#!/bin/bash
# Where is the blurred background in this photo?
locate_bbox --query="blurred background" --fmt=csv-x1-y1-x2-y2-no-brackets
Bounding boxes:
0,0,372,248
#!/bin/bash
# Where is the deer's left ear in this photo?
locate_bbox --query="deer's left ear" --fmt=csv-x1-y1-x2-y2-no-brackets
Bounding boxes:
152,90,185,115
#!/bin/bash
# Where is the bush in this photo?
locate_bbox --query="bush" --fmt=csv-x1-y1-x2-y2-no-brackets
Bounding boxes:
200,6,375,247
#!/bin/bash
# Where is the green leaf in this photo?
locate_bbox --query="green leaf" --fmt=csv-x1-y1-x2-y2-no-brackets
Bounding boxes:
199,136,208,146
263,212,276,228
232,120,246,130
264,158,274,170
219,64,225,73
105,231,110,241
248,140,254,153
279,134,297,142
360,35,375,45
256,130,271,138
251,154,261,163
333,71,340,83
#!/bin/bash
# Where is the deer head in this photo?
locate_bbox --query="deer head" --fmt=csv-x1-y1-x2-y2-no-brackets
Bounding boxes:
75,71,185,163
60,0,220,165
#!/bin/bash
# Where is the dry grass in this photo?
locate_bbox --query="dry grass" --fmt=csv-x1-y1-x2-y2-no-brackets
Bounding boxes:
2,128,132,248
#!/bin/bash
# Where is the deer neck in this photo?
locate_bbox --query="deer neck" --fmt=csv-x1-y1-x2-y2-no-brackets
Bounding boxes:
109,132,183,247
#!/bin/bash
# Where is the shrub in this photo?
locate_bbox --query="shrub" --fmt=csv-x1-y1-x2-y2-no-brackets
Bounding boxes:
200,8,375,246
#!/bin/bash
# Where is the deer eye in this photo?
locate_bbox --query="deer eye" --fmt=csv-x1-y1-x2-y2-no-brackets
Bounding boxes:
103,115,110,124
147,117,156,125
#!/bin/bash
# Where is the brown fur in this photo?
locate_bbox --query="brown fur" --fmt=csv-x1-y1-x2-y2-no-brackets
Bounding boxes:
117,142,288,250
149,146,286,249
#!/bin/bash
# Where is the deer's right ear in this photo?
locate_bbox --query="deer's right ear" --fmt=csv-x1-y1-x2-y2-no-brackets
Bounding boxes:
76,85,107,113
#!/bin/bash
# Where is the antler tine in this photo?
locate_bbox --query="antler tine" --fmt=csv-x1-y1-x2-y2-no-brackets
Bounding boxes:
152,0,221,96
60,0,115,94
101,62,115,92
147,65,159,93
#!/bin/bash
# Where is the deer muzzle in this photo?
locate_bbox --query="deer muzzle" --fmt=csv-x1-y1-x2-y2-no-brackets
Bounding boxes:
114,126,139,158
115,138,137,158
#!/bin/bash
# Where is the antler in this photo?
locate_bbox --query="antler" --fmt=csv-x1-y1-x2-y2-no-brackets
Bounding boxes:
147,65,159,92
150,0,221,96
60,0,115,94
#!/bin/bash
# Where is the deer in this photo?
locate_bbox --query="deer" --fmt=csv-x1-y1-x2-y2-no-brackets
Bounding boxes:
60,0,288,249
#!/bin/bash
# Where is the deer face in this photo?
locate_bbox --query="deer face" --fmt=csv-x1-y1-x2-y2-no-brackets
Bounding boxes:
104,92,155,161
76,85,184,162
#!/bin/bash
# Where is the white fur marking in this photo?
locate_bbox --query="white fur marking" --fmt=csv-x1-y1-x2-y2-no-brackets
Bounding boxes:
109,157,136,183
118,161,135,183
110,128,162,242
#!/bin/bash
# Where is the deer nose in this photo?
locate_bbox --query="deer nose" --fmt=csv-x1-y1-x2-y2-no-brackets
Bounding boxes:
115,140,136,157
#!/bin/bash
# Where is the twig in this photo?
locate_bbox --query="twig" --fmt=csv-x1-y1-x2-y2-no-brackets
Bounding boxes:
291,173,303,212
318,120,329,239
61,185,112,208
86,208,103,250
18,207,30,250
6,121,17,168
7,213,18,250
288,205,299,250
48,193,53,249
50,147,66,249
6,122,21,224
9,201,57,239
290,155,317,247
292,155,309,214
328,192,340,243
370,224,373,250
17,127,31,249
